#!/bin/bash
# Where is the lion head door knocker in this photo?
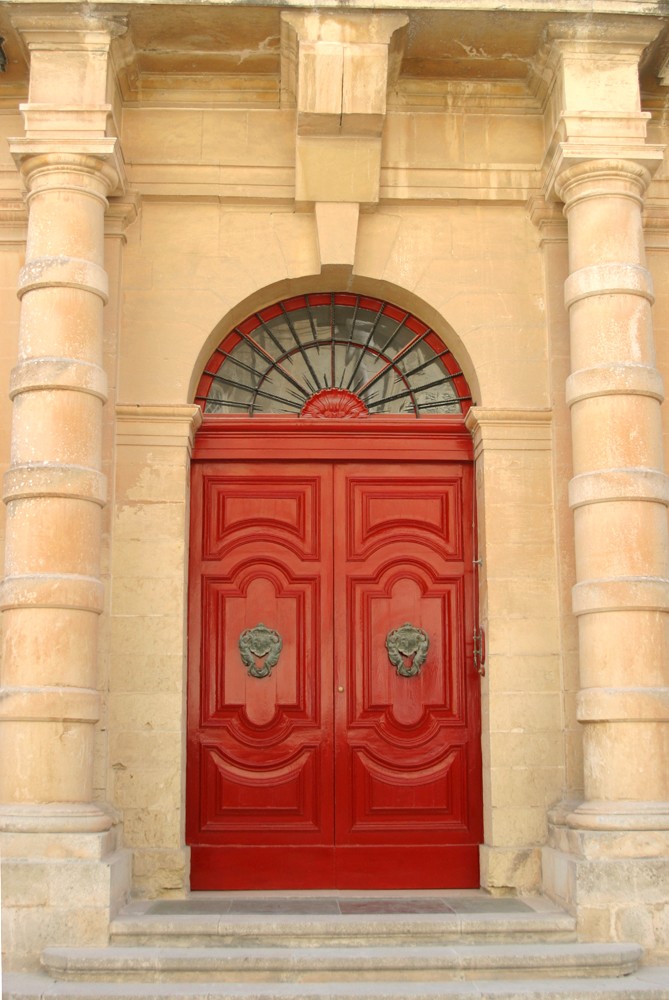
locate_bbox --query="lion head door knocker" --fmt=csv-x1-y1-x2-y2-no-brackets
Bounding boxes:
386,623,429,678
238,624,283,679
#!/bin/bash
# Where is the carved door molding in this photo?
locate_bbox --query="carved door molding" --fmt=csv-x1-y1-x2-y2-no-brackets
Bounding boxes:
187,418,482,889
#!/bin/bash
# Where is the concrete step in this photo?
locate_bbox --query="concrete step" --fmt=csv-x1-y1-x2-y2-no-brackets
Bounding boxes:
6,970,669,1000
41,942,642,983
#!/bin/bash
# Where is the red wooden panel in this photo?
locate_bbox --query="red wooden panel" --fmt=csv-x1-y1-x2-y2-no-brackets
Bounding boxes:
187,463,334,887
333,463,482,885
191,846,336,890
203,475,321,560
347,476,463,561
335,846,479,889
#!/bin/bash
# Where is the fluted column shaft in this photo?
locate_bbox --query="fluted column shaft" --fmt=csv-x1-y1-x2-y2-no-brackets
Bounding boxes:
558,158,669,827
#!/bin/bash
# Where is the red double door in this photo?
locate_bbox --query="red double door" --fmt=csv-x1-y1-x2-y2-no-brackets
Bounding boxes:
188,427,482,889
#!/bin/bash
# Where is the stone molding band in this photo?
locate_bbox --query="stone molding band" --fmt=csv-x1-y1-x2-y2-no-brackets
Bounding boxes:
3,464,108,505
566,363,664,407
569,468,669,509
0,574,104,613
564,262,654,308
0,802,114,835
10,356,108,401
577,686,669,723
0,685,100,723
566,800,669,832
17,255,109,303
572,576,669,615
115,403,204,451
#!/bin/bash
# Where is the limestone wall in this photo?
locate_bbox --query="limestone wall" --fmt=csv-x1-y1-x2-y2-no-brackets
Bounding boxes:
107,168,564,893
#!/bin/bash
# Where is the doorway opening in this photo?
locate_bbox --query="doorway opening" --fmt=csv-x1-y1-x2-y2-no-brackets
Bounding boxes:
187,294,482,890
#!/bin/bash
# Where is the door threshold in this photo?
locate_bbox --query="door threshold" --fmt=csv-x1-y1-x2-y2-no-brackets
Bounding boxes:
123,893,564,919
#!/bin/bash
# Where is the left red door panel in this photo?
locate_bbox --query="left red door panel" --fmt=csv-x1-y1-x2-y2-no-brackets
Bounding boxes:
187,462,335,889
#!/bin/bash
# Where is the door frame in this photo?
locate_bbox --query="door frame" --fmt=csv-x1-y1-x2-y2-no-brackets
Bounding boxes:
187,413,481,888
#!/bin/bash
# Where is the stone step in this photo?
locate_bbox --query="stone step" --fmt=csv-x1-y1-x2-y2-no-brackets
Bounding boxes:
110,913,576,948
41,942,642,983
5,970,669,1000
110,906,577,949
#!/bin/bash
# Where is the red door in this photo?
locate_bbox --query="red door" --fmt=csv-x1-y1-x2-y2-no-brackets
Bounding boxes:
187,423,482,889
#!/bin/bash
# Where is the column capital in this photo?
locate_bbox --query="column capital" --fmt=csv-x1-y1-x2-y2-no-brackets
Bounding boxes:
547,147,663,204
9,142,125,198
554,156,654,208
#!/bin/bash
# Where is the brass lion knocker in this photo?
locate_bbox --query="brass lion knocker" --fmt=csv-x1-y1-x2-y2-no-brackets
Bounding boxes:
385,623,429,678
238,624,282,679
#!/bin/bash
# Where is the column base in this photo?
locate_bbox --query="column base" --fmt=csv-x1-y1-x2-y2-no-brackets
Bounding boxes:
542,802,669,958
0,804,132,972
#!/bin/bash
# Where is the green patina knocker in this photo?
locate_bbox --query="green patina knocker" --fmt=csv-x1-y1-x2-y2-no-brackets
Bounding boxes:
238,623,283,679
386,623,429,678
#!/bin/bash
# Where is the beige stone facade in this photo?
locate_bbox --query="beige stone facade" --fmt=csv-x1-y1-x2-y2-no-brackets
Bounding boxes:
1,0,669,972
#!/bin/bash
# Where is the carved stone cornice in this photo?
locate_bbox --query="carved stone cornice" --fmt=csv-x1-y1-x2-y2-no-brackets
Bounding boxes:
527,195,567,245
464,408,552,460
105,193,141,241
115,404,204,455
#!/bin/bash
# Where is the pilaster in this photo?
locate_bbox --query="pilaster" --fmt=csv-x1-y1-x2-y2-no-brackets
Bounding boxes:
465,408,563,895
539,19,669,955
111,405,201,898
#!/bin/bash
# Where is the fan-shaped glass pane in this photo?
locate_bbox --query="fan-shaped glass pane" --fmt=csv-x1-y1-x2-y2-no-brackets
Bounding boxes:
195,294,471,417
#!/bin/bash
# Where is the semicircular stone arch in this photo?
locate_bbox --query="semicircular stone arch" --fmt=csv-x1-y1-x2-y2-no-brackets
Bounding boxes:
194,292,472,417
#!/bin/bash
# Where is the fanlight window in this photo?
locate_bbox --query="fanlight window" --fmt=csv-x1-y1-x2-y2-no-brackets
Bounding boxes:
195,293,471,417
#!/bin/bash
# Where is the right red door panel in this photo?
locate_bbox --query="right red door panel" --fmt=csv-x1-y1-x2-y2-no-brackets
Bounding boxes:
333,463,482,887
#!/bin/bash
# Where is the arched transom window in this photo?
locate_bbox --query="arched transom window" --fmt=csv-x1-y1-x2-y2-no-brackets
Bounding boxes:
195,293,471,417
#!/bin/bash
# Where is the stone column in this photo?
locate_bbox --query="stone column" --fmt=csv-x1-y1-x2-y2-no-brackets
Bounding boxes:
540,20,669,952
0,17,130,972
0,149,117,815
558,158,669,829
